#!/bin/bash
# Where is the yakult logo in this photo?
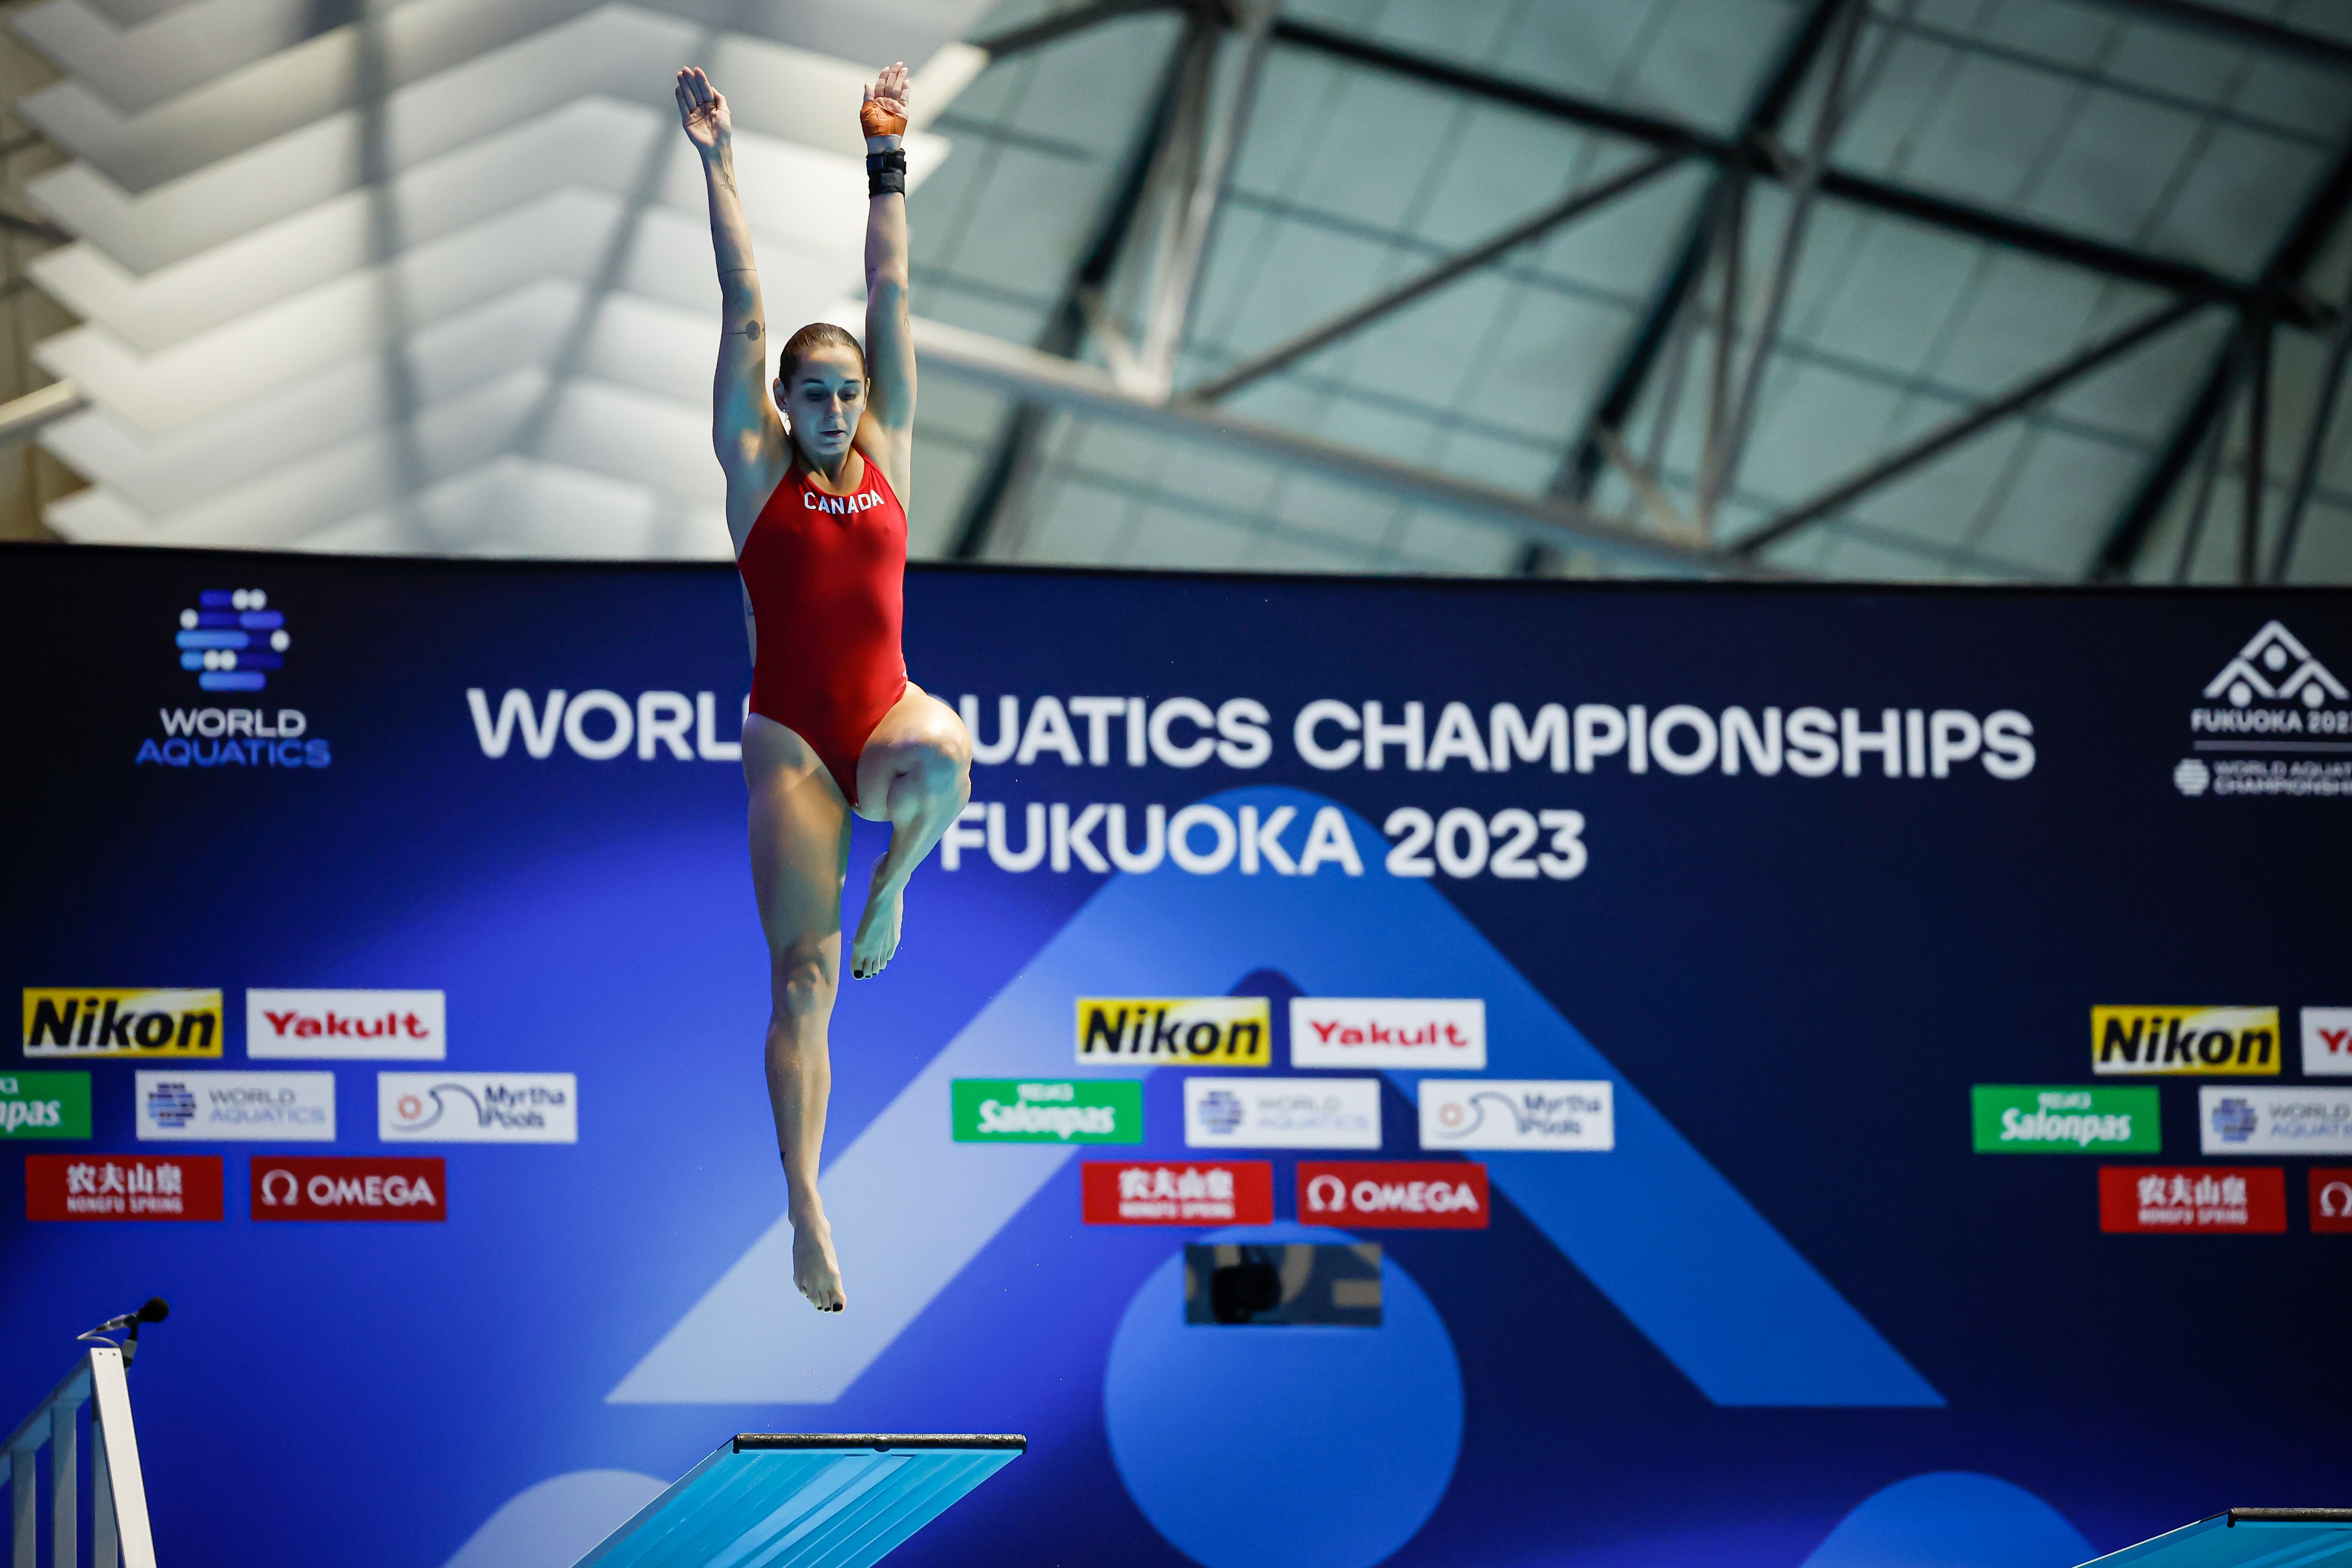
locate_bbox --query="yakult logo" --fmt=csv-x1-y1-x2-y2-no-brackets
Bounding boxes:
2303,1007,2352,1076
1298,1160,1489,1229
247,989,446,1060
1289,998,1485,1069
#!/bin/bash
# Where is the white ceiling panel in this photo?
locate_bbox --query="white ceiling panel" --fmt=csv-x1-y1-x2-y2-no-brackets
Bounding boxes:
16,0,985,555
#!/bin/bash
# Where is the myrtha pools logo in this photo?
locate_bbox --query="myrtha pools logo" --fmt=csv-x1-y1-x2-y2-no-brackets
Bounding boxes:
2176,622,2349,799
377,1073,578,1143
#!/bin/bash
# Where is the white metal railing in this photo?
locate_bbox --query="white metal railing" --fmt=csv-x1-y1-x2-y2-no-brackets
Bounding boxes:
1,1346,156,1568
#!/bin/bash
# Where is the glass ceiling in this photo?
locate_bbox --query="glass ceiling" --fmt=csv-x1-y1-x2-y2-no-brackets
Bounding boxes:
905,0,2352,583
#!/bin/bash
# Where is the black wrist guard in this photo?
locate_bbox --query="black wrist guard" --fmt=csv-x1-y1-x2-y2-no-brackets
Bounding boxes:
866,147,907,197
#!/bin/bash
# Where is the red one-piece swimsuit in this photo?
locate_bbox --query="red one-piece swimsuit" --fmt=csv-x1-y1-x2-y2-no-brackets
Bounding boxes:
736,454,909,807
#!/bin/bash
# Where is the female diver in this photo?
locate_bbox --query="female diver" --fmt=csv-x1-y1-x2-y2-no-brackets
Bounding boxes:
675,62,973,1314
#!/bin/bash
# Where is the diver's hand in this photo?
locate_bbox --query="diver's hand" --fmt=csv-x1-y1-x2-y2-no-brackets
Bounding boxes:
861,61,910,143
676,67,732,154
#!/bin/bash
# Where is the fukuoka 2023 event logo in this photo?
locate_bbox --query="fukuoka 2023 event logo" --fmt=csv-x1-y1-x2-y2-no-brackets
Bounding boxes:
2174,620,2349,800
136,586,331,770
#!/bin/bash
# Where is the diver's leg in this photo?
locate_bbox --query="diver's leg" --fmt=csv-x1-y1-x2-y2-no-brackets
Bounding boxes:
847,683,973,980
744,711,854,1312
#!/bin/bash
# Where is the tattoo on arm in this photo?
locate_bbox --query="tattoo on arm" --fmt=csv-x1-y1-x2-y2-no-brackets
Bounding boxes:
732,321,762,340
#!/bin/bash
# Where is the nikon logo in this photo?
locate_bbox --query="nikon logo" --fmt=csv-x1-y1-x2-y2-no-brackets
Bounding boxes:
22,989,223,1058
1075,998,1270,1066
2093,1006,2280,1076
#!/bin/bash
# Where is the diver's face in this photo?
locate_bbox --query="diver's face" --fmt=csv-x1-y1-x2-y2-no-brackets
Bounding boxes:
779,347,864,463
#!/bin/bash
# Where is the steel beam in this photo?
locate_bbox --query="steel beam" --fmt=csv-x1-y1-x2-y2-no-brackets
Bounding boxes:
914,315,1771,574
946,17,1205,561
1727,297,2205,558
1137,1,1275,390
0,380,87,447
1185,148,1681,401
2270,301,2352,581
1697,176,1747,535
1268,15,2304,324
2170,340,2238,582
1705,0,1868,529
1816,168,2298,321
2095,339,2239,579
1557,0,1868,514
2237,313,2270,584
970,0,1183,61
1521,0,1855,572
0,204,69,246
2090,137,2352,578
2070,0,2352,72
1550,195,1715,510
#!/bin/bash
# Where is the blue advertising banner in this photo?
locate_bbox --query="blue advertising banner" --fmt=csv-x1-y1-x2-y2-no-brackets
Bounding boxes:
4,544,2348,1568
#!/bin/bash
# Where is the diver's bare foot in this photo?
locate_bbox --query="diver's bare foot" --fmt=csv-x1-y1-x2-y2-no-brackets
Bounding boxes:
791,1207,845,1312
849,884,902,980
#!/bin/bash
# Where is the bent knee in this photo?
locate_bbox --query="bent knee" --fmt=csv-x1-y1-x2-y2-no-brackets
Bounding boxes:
771,947,835,1017
908,732,969,791
871,731,966,799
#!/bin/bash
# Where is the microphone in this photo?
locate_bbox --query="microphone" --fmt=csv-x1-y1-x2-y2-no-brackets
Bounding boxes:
79,1297,169,1366
85,1298,168,1334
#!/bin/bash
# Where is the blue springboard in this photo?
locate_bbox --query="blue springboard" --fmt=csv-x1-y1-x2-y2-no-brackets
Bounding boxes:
2073,1512,2352,1568
573,1435,1024,1568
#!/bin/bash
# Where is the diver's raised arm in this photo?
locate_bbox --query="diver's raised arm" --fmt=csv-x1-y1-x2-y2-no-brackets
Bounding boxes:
855,63,914,499
677,67,783,529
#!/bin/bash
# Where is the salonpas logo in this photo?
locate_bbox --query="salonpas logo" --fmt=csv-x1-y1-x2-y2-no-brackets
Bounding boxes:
22,989,223,1058
0,1072,92,1139
951,1080,1142,1143
1971,1085,2157,1152
1076,997,1270,1065
2093,1006,2280,1075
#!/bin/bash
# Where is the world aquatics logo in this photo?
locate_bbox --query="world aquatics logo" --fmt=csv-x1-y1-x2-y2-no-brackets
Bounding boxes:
176,587,289,692
140,584,331,770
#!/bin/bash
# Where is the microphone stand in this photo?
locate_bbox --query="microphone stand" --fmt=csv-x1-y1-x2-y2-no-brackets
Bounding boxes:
78,1297,170,1369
